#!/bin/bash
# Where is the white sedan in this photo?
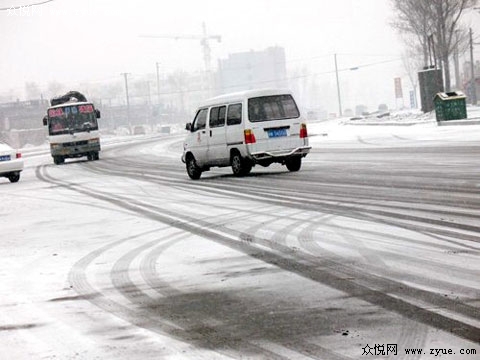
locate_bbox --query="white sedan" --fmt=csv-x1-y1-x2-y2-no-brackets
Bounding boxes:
0,142,24,183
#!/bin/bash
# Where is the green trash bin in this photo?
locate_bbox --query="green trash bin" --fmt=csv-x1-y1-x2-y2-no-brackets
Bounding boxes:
433,91,467,121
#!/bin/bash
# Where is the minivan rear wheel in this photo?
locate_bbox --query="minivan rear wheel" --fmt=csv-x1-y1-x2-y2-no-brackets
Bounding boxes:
285,156,302,172
8,173,20,183
186,155,202,180
231,152,252,176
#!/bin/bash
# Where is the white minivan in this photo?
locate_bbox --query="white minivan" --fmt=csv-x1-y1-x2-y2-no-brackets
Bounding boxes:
181,88,310,179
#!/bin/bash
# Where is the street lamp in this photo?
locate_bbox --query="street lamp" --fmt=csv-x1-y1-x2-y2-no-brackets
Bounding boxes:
470,28,478,105
334,54,342,117
121,72,131,131
334,54,359,117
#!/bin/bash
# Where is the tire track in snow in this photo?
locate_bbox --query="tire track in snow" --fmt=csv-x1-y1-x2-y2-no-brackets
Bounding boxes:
36,157,480,345
297,219,428,358
109,232,292,359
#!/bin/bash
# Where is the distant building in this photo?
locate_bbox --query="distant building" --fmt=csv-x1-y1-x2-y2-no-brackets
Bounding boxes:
355,104,368,116
216,46,288,94
0,99,49,147
378,104,388,112
0,99,48,131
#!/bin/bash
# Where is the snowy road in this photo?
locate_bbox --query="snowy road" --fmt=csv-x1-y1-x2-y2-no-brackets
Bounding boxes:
1,121,480,359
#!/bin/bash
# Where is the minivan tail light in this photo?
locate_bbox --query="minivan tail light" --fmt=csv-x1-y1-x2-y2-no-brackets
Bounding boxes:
300,123,308,138
244,129,256,144
16,153,22,159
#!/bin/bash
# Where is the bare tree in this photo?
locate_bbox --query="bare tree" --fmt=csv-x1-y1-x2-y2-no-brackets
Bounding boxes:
391,0,477,91
430,0,477,90
391,0,432,67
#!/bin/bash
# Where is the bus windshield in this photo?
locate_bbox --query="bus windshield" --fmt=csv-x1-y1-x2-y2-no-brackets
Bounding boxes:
48,104,98,135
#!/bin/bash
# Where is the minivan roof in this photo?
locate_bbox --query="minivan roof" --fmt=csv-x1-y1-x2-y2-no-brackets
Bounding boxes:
201,88,293,107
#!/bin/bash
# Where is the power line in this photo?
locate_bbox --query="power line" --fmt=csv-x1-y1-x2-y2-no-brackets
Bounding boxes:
0,0,54,11
0,57,403,100
147,58,403,98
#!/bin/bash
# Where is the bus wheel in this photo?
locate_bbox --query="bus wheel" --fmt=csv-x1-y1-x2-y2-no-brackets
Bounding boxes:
285,156,301,172
186,155,202,180
88,152,99,161
53,156,64,165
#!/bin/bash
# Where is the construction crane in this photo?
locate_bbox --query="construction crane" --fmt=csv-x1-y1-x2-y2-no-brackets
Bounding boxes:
140,22,221,73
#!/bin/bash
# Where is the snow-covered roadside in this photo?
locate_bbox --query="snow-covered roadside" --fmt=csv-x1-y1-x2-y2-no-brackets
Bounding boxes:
307,105,480,147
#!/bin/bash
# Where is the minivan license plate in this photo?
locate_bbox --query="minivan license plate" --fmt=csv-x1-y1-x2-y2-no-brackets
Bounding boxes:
0,155,11,162
267,128,287,138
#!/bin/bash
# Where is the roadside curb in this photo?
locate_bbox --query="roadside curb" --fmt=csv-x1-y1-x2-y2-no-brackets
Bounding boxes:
437,118,480,126
342,120,434,126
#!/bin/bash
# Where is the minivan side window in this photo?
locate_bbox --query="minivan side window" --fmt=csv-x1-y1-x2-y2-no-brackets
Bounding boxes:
209,106,226,128
192,108,208,131
227,103,242,125
248,95,299,122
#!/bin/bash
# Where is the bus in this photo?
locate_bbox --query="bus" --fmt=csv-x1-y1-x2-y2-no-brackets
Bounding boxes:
42,92,101,165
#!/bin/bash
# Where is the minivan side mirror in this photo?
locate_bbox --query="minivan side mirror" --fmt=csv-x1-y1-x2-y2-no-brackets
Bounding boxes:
185,122,192,131
95,109,101,119
42,116,47,126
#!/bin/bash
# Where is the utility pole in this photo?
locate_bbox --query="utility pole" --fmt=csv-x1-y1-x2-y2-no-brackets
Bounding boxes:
121,72,131,131
156,62,161,105
453,30,461,90
146,81,151,105
334,54,342,117
470,28,478,105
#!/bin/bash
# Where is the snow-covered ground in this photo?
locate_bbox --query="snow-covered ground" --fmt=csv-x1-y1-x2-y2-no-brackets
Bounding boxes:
307,105,480,147
1,107,479,359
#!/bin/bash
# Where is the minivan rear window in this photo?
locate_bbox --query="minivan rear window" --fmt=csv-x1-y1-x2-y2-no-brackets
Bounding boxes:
248,95,299,122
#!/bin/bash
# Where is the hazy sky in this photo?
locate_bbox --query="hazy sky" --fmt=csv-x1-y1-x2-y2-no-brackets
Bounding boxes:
2,0,476,112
